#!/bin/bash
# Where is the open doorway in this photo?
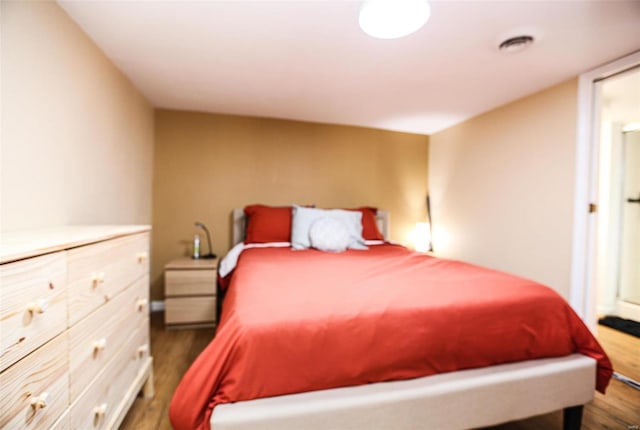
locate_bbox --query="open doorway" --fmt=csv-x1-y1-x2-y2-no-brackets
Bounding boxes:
576,56,640,395
596,68,640,324
571,51,640,332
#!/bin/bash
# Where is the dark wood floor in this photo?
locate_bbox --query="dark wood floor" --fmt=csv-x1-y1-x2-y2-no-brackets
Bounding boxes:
121,313,640,429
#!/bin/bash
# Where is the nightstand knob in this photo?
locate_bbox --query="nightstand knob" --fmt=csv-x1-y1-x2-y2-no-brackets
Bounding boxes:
136,251,148,263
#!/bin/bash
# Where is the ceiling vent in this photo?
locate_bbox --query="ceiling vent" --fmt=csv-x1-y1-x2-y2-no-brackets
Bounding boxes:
498,35,534,53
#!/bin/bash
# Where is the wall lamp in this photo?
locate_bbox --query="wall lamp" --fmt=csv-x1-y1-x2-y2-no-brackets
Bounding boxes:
195,222,217,259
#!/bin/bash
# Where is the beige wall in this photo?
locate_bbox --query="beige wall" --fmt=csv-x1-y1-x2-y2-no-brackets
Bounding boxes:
153,110,429,300
1,1,154,231
429,79,578,298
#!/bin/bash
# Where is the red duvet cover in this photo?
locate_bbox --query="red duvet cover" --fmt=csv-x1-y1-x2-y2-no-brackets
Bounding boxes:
170,244,612,430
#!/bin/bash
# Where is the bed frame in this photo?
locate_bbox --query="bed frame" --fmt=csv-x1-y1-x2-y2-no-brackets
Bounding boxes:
213,209,595,430
212,355,593,430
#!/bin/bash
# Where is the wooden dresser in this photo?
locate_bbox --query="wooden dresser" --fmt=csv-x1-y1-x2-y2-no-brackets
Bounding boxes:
0,226,154,429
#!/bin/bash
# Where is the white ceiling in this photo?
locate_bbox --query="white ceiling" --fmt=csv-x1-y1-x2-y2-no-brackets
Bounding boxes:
59,0,640,135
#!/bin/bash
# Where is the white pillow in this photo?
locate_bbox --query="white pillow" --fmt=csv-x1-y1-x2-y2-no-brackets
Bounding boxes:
291,206,367,250
309,217,351,252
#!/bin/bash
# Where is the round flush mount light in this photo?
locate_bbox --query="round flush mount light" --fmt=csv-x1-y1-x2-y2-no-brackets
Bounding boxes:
359,0,431,40
498,35,535,53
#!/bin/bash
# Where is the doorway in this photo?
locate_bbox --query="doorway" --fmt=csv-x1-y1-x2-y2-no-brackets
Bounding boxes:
570,50,640,331
596,67,640,323
577,57,640,394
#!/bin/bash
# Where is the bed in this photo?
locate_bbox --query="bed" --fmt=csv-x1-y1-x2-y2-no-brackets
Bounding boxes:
170,206,612,430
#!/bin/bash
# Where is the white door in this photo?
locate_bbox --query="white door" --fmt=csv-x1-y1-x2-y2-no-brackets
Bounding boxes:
619,130,640,305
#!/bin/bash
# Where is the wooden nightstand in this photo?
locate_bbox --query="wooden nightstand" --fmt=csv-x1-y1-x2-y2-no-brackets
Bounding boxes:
164,257,218,328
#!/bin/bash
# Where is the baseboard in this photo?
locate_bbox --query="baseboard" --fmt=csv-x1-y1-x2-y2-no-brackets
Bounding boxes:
616,300,640,322
596,304,616,317
150,300,165,313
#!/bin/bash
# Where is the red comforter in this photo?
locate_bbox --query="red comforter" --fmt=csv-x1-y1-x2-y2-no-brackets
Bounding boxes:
170,244,612,430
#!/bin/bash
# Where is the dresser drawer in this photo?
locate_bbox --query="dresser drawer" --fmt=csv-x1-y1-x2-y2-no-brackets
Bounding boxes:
166,296,216,325
68,321,149,430
68,275,149,402
0,333,69,429
119,322,152,400
49,409,70,430
165,269,216,296
0,252,67,372
67,233,149,325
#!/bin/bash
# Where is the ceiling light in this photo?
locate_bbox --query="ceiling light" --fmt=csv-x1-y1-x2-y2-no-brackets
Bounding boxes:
359,0,431,40
498,35,534,54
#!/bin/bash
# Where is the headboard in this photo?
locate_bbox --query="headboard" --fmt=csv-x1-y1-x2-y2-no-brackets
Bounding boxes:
232,208,390,246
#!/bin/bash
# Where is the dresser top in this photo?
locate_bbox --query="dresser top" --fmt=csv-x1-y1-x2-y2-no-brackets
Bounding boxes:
0,225,151,264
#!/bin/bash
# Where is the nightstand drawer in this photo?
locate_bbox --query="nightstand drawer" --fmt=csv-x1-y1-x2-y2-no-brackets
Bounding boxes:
0,333,69,430
67,233,149,325
0,252,67,373
165,269,216,296
166,296,216,325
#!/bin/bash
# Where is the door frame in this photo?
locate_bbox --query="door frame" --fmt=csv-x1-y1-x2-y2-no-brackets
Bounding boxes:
570,50,640,329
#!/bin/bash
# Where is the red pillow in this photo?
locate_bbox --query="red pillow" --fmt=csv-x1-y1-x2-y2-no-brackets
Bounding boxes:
348,207,384,240
244,205,292,243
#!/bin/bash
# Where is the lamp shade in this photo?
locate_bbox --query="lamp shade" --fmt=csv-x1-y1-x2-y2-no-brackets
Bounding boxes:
409,222,431,253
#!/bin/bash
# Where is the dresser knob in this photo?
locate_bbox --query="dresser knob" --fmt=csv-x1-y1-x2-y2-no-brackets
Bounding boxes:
94,402,107,415
136,251,148,263
26,298,49,315
93,338,107,355
30,392,49,410
93,403,108,425
137,344,149,358
91,272,105,285
136,298,148,312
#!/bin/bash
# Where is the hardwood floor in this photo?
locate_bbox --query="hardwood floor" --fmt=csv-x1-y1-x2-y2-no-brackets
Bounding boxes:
121,313,640,429
120,313,215,430
484,324,640,430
